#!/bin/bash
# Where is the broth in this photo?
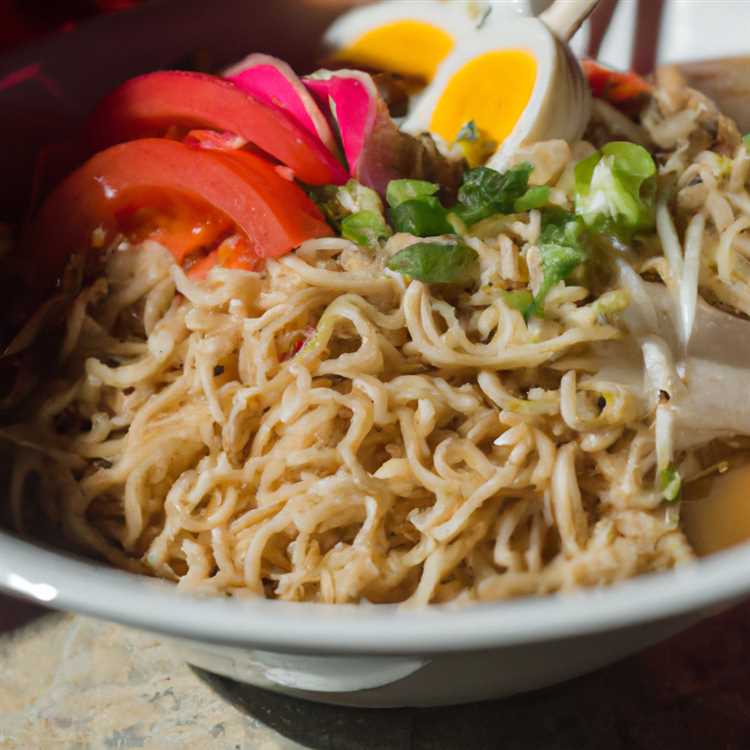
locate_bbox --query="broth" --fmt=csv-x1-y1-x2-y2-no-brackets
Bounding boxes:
682,463,750,556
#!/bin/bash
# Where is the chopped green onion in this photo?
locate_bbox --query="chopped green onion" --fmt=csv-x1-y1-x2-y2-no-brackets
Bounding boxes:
341,210,391,246
659,464,682,503
386,241,479,284
386,179,440,209
513,186,550,212
309,179,384,229
340,180,382,213
390,197,454,237
500,289,534,315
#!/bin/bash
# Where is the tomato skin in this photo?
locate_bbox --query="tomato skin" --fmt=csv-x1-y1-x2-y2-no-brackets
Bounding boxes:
87,71,348,186
23,138,332,292
206,147,325,229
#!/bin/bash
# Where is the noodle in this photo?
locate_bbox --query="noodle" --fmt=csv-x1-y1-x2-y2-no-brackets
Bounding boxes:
6,80,750,606
0,226,681,603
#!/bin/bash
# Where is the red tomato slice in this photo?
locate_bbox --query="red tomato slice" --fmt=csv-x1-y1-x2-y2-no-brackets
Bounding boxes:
23,138,332,292
206,147,326,232
183,129,248,152
112,188,235,264
187,235,257,280
87,71,348,186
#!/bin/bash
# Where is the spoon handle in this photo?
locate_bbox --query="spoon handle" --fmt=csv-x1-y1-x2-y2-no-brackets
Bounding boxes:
539,0,600,41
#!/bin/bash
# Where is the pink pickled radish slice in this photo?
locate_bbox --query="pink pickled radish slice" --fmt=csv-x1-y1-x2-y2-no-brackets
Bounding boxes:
227,54,338,154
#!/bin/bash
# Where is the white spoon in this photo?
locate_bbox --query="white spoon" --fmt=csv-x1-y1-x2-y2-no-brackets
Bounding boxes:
540,0,601,42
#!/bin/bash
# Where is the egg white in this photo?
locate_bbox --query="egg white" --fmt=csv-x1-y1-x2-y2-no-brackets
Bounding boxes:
401,17,590,168
323,1,490,61
324,2,591,170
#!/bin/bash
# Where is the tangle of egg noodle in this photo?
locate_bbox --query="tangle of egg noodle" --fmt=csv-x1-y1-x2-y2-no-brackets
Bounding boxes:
3,155,700,606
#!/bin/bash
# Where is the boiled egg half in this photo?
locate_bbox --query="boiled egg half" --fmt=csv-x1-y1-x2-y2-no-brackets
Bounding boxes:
324,0,593,169
323,0,487,82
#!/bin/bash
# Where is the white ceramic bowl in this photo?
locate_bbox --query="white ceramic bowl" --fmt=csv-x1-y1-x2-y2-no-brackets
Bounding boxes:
3,0,750,709
2,528,750,706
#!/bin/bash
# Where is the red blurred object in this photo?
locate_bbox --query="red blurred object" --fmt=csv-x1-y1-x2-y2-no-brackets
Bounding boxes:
0,0,143,53
582,58,653,113
96,0,140,10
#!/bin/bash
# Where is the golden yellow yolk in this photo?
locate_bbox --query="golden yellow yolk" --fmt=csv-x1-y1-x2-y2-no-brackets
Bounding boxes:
337,20,454,81
430,50,537,151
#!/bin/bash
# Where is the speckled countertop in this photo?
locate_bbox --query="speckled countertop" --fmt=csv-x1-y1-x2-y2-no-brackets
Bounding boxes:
0,610,303,750
2,599,750,750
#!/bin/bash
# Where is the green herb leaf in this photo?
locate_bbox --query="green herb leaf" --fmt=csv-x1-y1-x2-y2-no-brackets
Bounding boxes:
456,120,479,143
529,243,587,318
539,208,585,247
390,197,454,237
454,162,533,225
513,185,550,212
386,179,440,209
744,133,750,152
386,241,479,284
659,464,682,503
574,141,657,236
526,210,587,319
500,289,534,314
341,210,392,246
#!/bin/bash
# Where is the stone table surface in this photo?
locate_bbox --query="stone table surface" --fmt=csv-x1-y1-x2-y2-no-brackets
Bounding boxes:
2,598,750,750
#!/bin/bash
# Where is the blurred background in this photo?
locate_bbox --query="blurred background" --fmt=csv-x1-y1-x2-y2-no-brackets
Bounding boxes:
4,1,750,71
3,0,749,210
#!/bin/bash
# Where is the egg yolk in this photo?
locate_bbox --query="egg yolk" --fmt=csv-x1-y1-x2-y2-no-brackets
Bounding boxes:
337,20,454,81
430,50,537,149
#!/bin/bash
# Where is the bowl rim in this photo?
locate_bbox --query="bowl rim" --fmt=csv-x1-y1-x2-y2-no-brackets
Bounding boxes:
3,0,750,656
1,528,749,654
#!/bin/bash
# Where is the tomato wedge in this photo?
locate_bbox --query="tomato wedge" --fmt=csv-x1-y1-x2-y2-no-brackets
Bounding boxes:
207,146,325,230
87,71,348,186
187,235,257,280
112,188,236,265
23,138,332,293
